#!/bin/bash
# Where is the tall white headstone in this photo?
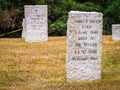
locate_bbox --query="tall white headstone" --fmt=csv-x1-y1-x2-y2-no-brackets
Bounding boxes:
66,11,103,82
25,5,48,42
112,24,120,41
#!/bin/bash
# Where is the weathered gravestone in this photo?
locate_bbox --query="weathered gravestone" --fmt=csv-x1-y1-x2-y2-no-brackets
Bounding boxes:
112,24,120,41
66,11,103,82
22,18,26,38
25,5,48,42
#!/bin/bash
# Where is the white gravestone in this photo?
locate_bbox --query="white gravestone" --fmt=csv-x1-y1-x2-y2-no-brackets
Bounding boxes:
25,5,48,42
66,11,103,82
112,24,120,41
22,18,26,38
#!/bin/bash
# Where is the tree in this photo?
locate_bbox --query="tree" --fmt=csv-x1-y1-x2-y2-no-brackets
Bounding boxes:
103,0,120,34
0,0,39,37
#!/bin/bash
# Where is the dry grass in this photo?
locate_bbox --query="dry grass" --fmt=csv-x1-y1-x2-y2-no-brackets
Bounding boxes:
0,36,120,90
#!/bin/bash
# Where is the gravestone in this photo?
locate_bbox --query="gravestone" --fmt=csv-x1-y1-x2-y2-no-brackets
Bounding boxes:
112,24,120,41
22,18,26,38
66,11,103,82
25,5,48,42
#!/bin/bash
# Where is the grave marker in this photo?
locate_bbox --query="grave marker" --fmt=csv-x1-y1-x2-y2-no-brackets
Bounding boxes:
24,5,48,42
66,11,103,82
112,24,120,41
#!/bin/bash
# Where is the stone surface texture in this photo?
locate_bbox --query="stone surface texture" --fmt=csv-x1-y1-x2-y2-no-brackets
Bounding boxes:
66,11,103,82
24,5,48,42
112,24,120,41
22,18,26,38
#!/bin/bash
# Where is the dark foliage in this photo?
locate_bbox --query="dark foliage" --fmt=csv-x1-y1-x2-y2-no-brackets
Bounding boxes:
0,0,119,37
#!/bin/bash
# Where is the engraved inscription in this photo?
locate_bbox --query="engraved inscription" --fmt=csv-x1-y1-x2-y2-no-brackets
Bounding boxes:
72,17,102,61
66,11,103,82
25,5,48,42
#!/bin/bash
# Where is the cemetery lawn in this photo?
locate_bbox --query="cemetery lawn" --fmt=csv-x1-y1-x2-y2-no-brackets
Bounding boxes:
0,35,120,90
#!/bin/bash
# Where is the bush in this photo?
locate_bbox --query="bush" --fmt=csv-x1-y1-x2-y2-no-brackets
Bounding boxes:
47,1,101,36
0,0,104,37
49,20,67,36
103,0,120,34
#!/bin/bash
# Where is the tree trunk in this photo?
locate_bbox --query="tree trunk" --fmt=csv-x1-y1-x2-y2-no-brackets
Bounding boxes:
8,0,14,11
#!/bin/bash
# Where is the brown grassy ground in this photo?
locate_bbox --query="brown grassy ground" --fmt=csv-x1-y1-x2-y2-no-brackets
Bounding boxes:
0,35,120,90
